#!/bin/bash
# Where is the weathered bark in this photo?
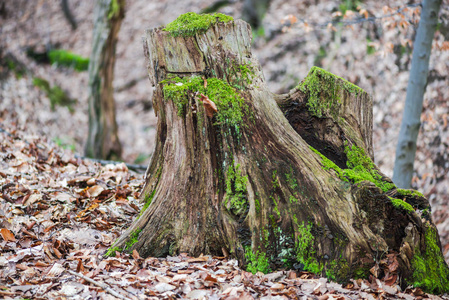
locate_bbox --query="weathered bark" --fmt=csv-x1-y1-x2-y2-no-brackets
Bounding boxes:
393,0,442,188
112,17,449,293
85,0,124,160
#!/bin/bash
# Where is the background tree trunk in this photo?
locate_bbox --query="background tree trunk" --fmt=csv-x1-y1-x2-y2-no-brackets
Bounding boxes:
241,0,270,31
393,0,442,188
61,0,77,31
85,0,124,160
111,16,449,293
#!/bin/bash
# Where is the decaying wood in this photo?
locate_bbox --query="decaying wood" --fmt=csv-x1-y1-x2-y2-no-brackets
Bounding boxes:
112,18,449,291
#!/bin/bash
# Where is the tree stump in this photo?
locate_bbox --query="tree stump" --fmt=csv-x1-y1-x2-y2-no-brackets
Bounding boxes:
110,13,449,293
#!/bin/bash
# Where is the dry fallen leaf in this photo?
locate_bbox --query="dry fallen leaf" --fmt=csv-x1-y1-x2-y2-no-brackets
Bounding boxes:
0,228,16,242
199,93,218,118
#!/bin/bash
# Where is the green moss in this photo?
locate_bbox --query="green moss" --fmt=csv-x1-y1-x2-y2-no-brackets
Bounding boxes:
32,77,76,112
163,12,233,37
238,63,254,85
298,66,365,119
161,76,247,129
309,146,345,180
353,266,371,279
310,145,395,193
389,196,414,213
289,195,298,204
343,144,395,192
5,57,26,78
245,246,270,274
285,168,298,190
270,171,281,218
294,219,322,274
326,259,349,282
53,136,76,152
271,170,280,189
125,229,141,251
254,198,261,213
271,196,281,218
396,188,425,198
224,163,248,215
105,246,121,257
142,189,156,212
48,49,89,71
409,225,449,294
108,0,120,19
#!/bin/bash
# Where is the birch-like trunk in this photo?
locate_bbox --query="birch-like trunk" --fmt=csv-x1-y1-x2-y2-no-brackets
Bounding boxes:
393,0,442,188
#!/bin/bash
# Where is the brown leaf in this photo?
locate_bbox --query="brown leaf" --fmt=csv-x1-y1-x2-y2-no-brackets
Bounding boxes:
53,247,63,259
205,274,218,282
187,256,209,263
87,185,104,198
0,228,16,242
411,287,424,296
199,93,218,118
370,264,379,277
76,259,84,273
177,269,194,274
132,249,141,260
271,283,285,290
388,256,399,273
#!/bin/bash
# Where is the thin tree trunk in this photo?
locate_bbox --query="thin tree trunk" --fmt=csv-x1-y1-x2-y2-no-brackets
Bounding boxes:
241,0,270,31
61,0,77,31
393,0,442,188
111,15,449,293
85,0,124,160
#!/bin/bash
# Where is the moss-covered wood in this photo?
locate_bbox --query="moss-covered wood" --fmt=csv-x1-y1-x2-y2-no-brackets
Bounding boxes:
112,13,449,294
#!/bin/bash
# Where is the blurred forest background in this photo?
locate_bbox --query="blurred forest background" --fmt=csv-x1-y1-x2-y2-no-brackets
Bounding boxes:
1,0,448,262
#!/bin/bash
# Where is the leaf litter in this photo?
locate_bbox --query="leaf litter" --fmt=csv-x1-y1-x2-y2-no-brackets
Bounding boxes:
1,125,448,300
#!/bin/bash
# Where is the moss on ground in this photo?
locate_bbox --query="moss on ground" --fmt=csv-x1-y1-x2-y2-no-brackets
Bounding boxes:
325,259,350,282
163,12,233,37
353,266,371,279
32,77,76,112
245,246,271,274
48,49,89,71
298,66,365,119
409,225,449,294
4,57,26,78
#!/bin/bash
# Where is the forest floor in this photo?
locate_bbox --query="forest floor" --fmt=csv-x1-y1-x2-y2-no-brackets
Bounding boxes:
0,128,448,299
1,0,449,299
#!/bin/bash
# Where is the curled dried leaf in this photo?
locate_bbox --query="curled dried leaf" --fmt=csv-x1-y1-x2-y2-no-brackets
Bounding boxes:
200,93,218,118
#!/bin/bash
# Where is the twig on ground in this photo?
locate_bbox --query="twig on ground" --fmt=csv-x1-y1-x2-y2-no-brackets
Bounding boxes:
66,269,132,300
